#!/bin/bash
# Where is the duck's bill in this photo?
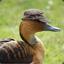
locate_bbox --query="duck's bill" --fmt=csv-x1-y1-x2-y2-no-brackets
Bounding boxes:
44,24,60,32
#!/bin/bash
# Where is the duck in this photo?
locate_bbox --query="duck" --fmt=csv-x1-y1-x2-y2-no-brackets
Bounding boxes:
0,9,60,64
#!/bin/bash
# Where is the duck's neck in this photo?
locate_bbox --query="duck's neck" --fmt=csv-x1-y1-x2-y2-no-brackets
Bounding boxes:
20,32,37,45
19,22,37,45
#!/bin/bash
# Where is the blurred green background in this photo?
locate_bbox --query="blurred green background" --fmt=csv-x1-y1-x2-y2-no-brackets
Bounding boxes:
0,0,64,64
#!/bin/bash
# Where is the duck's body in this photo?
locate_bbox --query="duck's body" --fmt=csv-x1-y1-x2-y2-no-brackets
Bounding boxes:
0,36,44,64
0,9,60,64
0,38,15,46
0,40,33,63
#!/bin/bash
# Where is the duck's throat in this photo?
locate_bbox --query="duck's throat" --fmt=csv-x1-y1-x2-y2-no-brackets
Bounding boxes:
28,35,38,45
20,32,37,45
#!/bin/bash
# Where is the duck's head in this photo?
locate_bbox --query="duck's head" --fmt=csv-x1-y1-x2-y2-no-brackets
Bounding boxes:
21,9,60,34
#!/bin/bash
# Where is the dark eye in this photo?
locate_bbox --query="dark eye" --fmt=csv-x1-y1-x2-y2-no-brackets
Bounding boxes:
39,21,47,24
29,15,35,18
36,14,42,16
30,15,35,16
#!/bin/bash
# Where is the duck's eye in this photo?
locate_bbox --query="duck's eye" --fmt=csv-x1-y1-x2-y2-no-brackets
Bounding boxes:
36,14,42,16
39,21,45,24
29,15,35,18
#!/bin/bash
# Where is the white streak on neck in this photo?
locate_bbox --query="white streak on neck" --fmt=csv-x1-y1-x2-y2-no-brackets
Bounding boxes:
28,36,42,45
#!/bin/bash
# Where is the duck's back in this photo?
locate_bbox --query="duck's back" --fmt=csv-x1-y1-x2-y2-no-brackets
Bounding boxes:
0,39,33,63
0,38,15,46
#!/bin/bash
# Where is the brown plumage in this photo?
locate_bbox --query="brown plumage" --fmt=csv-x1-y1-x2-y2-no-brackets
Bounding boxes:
0,9,60,64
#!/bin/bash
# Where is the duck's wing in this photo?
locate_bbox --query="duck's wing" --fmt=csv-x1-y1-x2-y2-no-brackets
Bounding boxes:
0,38,15,45
0,40,32,63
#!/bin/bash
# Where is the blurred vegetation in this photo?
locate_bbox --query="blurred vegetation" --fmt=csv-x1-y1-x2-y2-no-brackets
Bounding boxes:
0,0,64,64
